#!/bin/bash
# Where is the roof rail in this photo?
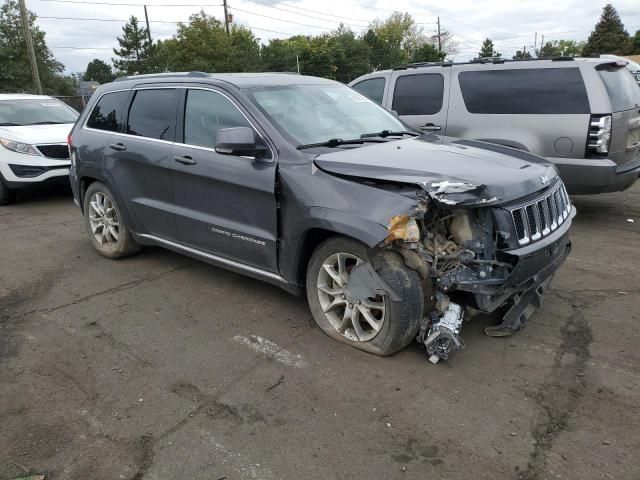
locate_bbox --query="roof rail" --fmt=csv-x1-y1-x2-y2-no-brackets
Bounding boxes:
393,56,579,70
114,71,210,82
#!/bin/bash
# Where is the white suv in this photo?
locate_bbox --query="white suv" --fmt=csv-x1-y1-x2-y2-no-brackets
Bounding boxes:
0,94,79,205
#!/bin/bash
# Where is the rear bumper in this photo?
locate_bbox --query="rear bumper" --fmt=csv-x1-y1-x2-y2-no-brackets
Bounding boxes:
548,156,640,195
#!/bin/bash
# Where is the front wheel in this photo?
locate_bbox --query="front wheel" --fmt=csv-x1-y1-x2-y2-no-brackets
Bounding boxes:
83,181,141,259
306,237,424,356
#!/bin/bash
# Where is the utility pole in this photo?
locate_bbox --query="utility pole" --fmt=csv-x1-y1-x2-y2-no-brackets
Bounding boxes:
144,5,152,44
223,0,230,36
534,32,537,57
437,16,442,53
296,54,300,74
18,0,42,94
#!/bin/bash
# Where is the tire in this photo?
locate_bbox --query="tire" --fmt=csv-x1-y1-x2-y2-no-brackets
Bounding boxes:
0,179,16,206
83,181,141,259
306,236,424,356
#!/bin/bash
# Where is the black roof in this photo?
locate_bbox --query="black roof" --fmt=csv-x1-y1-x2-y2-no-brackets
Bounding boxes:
111,71,339,89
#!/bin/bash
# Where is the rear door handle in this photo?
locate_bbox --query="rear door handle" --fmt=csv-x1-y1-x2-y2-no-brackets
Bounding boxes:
174,155,196,166
109,143,127,151
420,123,441,131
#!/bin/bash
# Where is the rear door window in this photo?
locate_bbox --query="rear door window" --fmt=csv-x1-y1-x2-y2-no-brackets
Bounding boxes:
126,89,178,141
392,74,444,115
597,66,640,111
458,68,589,114
86,91,129,132
351,77,385,105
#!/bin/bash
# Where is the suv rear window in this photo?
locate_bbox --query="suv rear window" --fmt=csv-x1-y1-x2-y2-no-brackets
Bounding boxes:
458,68,589,114
392,74,444,115
126,89,178,141
352,78,385,105
86,91,129,132
597,65,640,112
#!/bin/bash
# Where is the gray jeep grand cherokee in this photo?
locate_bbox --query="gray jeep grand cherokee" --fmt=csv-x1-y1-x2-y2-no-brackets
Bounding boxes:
69,72,575,362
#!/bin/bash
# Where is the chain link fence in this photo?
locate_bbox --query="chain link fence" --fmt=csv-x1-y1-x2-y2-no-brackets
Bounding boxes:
54,95,90,112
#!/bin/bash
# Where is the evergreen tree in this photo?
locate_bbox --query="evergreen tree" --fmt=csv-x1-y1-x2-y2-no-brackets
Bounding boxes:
84,59,115,84
0,0,66,93
112,16,153,75
478,38,500,59
582,4,631,55
633,29,640,54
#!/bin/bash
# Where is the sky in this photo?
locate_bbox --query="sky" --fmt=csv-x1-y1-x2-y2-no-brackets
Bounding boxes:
26,0,640,74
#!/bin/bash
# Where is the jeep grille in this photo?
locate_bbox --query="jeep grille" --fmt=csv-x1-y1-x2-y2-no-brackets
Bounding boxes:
509,181,571,246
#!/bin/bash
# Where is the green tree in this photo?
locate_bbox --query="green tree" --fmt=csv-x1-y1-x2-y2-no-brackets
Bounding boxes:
365,12,425,69
0,0,67,94
513,49,532,60
412,42,445,63
112,16,153,75
83,58,114,84
583,4,632,55
478,38,500,59
150,11,261,73
633,29,640,53
538,39,585,58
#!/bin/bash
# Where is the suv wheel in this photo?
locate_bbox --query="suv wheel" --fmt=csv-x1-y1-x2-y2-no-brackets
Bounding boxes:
83,181,140,259
0,179,16,206
306,237,424,356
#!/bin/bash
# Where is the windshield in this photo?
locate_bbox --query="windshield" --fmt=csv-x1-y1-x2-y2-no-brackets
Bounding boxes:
245,83,408,146
0,98,79,126
597,66,640,111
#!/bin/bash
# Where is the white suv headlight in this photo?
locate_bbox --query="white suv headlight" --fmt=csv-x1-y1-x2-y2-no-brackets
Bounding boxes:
0,138,41,156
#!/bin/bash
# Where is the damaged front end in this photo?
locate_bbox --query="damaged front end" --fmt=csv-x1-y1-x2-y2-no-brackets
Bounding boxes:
381,179,575,363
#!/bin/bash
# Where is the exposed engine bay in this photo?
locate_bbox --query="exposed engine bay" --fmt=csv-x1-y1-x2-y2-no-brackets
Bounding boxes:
378,184,573,364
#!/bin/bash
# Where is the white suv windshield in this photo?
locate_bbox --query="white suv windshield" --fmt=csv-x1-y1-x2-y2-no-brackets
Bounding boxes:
0,98,78,126
246,83,406,146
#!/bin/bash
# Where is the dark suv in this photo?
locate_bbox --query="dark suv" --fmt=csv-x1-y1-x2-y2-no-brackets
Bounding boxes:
69,72,575,362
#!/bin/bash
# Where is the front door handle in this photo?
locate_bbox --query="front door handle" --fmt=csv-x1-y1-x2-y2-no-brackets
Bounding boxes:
174,155,196,166
109,143,127,151
420,123,441,131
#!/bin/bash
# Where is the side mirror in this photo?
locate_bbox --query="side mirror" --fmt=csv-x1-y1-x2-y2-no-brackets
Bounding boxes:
215,127,268,158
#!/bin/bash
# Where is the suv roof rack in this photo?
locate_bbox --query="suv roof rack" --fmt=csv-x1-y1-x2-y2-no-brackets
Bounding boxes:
114,71,210,82
393,56,576,70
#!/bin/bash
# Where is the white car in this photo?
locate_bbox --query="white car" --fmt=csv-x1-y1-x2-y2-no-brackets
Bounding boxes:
0,94,79,205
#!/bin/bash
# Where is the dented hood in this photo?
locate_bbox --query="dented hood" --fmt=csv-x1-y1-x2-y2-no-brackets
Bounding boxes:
313,137,558,206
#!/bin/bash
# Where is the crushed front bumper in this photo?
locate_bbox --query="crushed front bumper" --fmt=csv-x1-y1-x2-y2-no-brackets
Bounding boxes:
459,206,575,335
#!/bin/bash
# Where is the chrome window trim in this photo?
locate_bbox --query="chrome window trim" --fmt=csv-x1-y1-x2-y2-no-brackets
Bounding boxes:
81,85,275,161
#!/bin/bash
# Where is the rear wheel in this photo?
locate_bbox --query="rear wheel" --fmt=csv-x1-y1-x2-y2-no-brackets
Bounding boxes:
306,237,424,356
0,179,16,206
83,181,140,259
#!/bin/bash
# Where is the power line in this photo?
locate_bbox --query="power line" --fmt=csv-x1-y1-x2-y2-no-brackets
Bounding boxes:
230,6,335,31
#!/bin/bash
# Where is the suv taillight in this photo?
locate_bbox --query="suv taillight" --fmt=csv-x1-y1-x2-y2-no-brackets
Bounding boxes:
586,114,611,158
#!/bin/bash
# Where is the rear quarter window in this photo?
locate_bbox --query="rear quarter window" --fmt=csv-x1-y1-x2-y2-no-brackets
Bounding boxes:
86,91,130,132
597,66,640,112
458,68,590,114
392,74,444,115
351,77,385,105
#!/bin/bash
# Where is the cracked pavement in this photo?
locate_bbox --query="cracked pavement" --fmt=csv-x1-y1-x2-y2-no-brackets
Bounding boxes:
1,183,639,480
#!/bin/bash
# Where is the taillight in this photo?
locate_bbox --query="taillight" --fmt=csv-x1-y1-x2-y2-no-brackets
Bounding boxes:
586,114,611,158
67,133,73,146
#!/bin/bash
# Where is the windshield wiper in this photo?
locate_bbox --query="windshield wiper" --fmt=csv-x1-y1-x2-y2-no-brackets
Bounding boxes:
360,130,419,139
0,122,22,126
30,121,66,125
297,137,387,150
